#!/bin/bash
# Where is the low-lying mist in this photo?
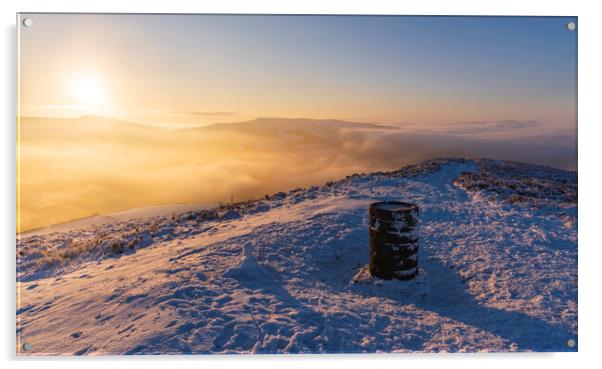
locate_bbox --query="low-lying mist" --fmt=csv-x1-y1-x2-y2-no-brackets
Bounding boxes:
18,116,576,232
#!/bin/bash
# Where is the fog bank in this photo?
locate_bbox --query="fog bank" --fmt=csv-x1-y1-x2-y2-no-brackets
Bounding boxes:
18,116,576,231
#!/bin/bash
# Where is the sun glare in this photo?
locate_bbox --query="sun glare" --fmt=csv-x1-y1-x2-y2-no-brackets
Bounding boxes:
71,74,107,112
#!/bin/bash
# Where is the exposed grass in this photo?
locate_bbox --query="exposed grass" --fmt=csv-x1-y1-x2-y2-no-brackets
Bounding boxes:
453,159,577,208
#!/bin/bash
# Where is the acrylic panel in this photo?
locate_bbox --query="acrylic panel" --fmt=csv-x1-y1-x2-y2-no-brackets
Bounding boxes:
16,13,577,355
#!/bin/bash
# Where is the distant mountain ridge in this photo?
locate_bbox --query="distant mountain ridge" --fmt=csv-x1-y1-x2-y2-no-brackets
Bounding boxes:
19,115,398,131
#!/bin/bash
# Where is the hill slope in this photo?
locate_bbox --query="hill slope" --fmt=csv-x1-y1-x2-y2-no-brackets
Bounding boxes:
16,158,577,354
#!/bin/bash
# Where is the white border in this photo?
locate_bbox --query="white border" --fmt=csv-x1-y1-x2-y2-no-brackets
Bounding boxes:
2,1,600,368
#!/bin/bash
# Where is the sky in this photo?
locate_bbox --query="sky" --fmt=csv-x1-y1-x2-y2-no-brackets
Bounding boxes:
19,14,577,129
17,14,578,231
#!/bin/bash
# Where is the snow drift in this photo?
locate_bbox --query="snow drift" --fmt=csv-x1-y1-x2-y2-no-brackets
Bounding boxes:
16,158,577,354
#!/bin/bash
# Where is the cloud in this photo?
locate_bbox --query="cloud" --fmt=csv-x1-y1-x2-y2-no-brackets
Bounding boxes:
438,120,540,134
18,116,575,231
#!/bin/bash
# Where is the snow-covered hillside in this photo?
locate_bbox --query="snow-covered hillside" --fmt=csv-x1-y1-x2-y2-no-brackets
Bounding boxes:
20,202,221,238
16,158,577,354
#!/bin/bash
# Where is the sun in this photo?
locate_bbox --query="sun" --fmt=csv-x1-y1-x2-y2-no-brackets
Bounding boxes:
71,73,107,111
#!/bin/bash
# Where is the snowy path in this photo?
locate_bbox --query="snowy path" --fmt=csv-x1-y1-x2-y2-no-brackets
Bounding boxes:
16,159,577,354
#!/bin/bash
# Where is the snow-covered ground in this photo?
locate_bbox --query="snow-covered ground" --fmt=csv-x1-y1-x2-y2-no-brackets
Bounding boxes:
16,158,577,354
20,202,220,237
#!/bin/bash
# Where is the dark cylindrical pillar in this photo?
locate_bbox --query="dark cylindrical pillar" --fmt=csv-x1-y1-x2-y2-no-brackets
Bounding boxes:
369,201,419,280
